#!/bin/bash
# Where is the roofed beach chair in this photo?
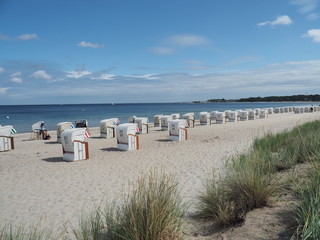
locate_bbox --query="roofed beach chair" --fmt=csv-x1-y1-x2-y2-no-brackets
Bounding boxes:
31,121,46,140
279,107,284,113
254,108,260,118
199,112,211,125
153,115,163,127
116,123,139,151
135,117,149,134
267,108,273,114
171,113,180,120
57,122,73,143
61,128,89,161
248,110,256,120
182,112,195,128
299,107,305,113
274,108,280,114
100,118,119,138
288,107,293,112
160,115,172,131
259,109,268,119
0,125,15,152
228,111,239,123
224,110,231,122
239,111,249,121
128,116,137,123
75,119,88,128
169,119,188,141
210,111,218,123
284,107,289,113
215,112,226,124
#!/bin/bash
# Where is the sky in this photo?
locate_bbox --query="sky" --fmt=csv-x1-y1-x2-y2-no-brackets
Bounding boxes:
0,0,320,105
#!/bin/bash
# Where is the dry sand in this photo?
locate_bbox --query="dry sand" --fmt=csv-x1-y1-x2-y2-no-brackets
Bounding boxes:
1,112,320,232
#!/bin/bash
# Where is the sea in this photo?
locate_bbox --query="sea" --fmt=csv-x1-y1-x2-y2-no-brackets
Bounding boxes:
1,102,319,133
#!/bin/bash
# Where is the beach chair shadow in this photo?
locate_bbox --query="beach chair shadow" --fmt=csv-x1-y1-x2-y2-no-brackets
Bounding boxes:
44,141,60,145
156,139,173,142
101,147,123,152
42,157,64,162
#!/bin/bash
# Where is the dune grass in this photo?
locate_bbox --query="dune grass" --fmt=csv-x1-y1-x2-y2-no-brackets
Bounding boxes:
103,170,187,240
294,163,320,240
197,120,320,229
0,222,61,240
72,209,105,240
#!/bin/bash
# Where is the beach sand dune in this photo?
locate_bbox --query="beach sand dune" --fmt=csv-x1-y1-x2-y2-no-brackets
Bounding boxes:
0,112,319,229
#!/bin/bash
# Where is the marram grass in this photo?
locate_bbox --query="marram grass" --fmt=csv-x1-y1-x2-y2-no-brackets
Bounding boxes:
103,170,187,240
197,120,320,228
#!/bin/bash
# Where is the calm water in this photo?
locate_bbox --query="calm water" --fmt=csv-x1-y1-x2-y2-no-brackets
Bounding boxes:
0,102,319,133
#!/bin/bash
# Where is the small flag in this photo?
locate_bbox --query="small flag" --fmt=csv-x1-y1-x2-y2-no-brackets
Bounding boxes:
84,130,90,138
185,122,189,128
70,123,75,128
136,127,140,132
11,128,17,134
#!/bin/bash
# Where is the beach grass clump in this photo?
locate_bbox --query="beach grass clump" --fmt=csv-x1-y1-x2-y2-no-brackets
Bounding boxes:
72,209,105,240
196,173,240,226
226,153,278,212
104,170,187,240
197,153,278,226
0,222,59,240
294,163,320,240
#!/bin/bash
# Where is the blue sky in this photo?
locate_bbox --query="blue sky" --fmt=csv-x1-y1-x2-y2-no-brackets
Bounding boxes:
1,0,320,104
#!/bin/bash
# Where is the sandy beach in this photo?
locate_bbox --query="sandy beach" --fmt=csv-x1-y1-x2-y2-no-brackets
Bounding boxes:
1,112,320,232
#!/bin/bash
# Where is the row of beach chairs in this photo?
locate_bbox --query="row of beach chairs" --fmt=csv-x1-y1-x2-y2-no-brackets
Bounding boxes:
1,105,318,162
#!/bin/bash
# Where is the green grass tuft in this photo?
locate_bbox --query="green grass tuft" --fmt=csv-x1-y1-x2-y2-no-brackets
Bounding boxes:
104,170,187,240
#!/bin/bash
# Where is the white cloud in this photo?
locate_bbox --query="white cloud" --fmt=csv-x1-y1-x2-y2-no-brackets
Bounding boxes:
77,41,104,48
304,29,320,42
167,34,210,47
66,70,92,79
290,0,319,20
257,15,293,27
0,67,5,73
31,70,52,80
151,46,175,55
10,77,23,83
91,73,115,80
291,0,318,13
0,88,9,94
17,33,38,40
11,72,21,77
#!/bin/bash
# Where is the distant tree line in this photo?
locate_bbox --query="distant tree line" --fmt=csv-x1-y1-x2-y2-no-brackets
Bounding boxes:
205,94,320,103
237,94,320,102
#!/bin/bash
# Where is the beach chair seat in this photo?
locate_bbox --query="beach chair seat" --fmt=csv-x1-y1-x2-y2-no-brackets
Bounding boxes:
0,125,14,152
100,118,119,138
116,123,139,151
199,112,211,125
160,115,172,131
182,112,195,128
31,121,46,140
153,115,163,127
74,120,88,128
57,122,73,143
228,111,239,122
169,119,188,141
135,117,149,134
61,128,89,161
215,112,226,124
171,113,180,120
